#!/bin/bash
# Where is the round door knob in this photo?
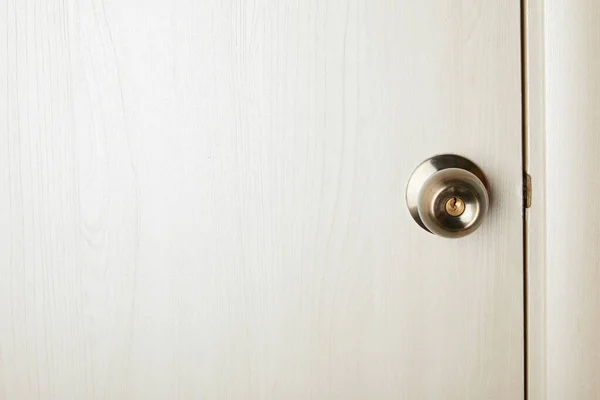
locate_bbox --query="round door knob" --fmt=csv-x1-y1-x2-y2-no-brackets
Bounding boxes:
406,154,490,239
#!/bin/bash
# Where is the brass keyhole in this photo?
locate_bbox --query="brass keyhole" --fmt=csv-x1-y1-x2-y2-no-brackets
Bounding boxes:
445,197,465,217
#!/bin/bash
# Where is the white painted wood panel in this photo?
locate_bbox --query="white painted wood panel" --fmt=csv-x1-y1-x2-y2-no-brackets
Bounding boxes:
541,1,600,398
0,0,523,398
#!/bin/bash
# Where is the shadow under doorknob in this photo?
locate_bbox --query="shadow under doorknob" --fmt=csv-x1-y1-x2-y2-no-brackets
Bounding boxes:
406,154,490,239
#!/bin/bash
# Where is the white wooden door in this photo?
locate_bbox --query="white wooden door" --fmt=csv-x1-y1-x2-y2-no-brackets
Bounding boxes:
0,1,524,399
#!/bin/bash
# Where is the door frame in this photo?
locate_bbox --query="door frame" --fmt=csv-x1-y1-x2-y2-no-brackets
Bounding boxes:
523,0,545,397
525,0,600,398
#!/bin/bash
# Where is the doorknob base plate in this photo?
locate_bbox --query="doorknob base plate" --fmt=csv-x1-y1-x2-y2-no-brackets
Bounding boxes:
406,154,489,234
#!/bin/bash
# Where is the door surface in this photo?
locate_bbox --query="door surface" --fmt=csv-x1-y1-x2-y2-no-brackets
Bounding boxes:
0,1,524,399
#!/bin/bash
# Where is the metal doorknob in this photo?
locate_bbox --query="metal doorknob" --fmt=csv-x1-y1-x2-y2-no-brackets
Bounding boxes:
406,154,490,238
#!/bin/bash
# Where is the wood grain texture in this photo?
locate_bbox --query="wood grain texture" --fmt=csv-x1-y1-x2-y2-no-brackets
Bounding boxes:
0,0,523,398
524,0,546,398
544,1,600,398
